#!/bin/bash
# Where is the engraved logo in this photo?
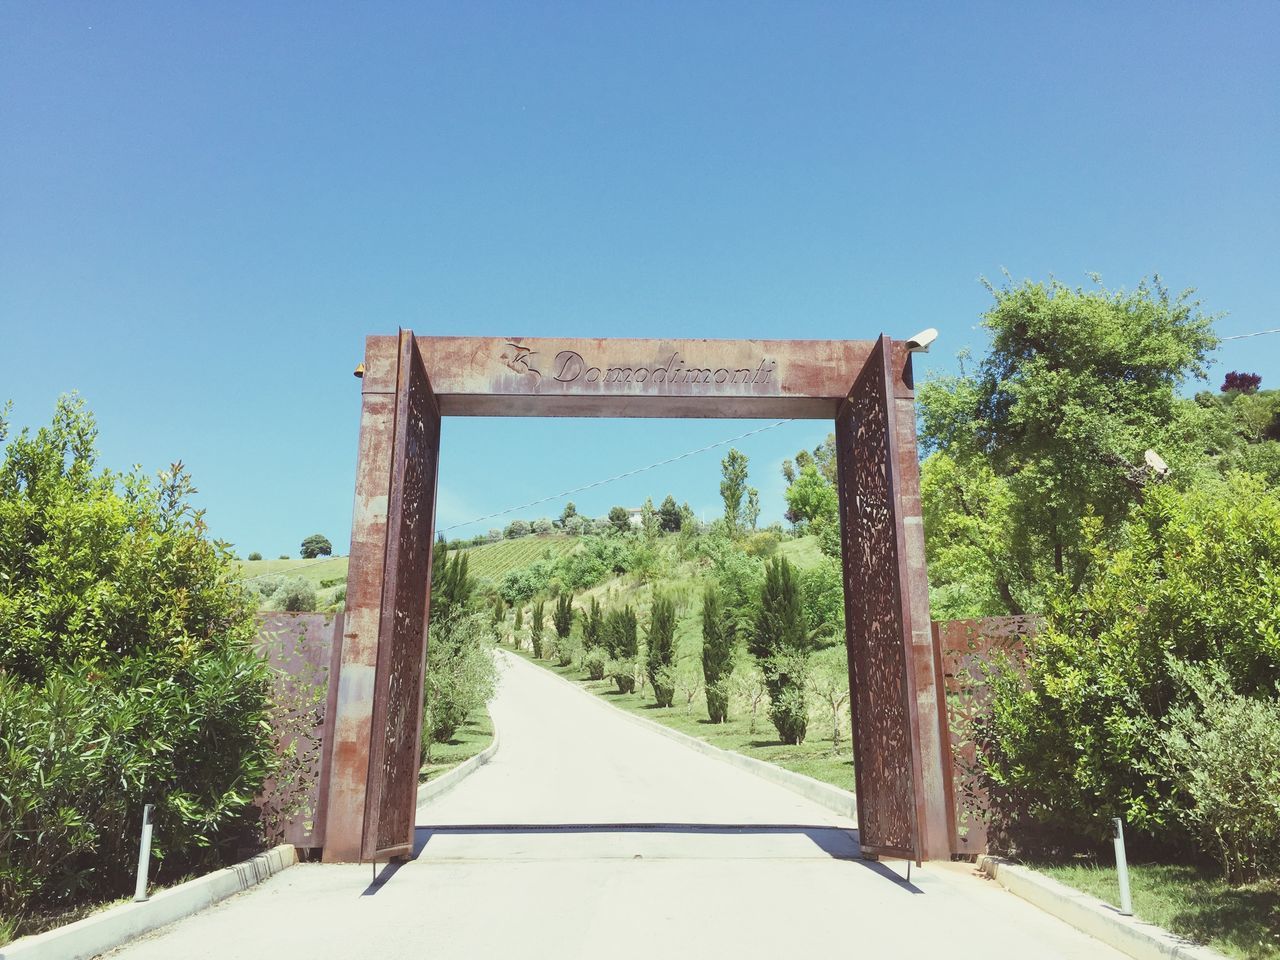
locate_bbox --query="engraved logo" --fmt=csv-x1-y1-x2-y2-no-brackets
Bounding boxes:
497,342,541,383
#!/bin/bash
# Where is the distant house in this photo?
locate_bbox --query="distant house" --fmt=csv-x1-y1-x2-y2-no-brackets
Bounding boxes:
625,507,644,528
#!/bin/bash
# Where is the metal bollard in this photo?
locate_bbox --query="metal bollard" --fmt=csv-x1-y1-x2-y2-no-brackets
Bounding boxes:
1112,817,1133,916
134,804,155,902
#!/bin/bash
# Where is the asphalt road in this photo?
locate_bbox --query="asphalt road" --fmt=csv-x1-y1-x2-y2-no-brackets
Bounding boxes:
110,649,1121,960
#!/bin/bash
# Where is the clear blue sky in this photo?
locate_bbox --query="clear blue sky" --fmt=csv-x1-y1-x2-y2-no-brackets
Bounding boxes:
3,2,1278,556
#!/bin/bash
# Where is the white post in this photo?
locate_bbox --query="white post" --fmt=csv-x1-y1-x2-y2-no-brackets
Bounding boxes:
1112,817,1133,916
134,804,155,902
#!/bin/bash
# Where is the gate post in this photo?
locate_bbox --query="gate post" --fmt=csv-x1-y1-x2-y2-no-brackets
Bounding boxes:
321,336,400,863
835,336,952,862
888,341,953,861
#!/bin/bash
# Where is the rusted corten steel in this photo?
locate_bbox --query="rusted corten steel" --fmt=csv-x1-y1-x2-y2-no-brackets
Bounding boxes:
321,335,401,863
361,332,440,860
933,616,1036,857
253,611,343,850
834,336,953,864
382,336,879,419
322,331,953,864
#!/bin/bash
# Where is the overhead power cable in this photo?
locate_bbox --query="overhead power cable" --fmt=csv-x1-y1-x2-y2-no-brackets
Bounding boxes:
1221,327,1280,341
438,418,796,533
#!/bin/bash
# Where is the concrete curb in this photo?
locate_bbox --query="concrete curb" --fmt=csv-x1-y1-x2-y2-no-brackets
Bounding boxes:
505,650,858,822
417,719,501,809
976,856,1227,960
0,844,297,960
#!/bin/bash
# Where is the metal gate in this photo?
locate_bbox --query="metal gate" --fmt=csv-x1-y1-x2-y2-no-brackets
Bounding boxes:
361,330,441,860
834,335,926,863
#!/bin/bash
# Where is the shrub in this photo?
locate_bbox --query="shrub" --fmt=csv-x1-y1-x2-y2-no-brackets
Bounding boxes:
986,473,1280,853
0,397,274,923
300,533,332,558
604,606,638,693
742,530,781,557
1159,659,1280,883
498,561,553,604
247,551,263,561
504,519,530,539
278,554,290,560
583,647,608,681
532,517,553,534
646,594,677,707
424,613,496,746
701,586,734,723
564,515,586,536
555,634,579,668
751,557,811,744
799,556,844,642
275,577,317,612
530,599,546,658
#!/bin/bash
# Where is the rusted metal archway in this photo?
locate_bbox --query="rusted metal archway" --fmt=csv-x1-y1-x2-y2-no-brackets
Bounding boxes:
320,332,952,864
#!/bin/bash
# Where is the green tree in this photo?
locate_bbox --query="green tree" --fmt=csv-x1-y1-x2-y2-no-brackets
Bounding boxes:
560,501,578,525
751,557,811,744
604,606,638,693
530,599,546,658
552,592,574,640
744,487,760,531
640,497,660,539
0,396,275,920
658,495,682,532
582,596,604,650
430,542,474,625
646,593,677,707
919,276,1218,614
608,505,631,533
783,463,838,551
300,533,332,558
701,585,734,723
491,595,505,628
986,473,1280,854
720,448,749,534
247,551,263,561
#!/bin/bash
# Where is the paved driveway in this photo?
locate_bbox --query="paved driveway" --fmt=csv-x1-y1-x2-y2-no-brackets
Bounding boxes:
111,650,1121,959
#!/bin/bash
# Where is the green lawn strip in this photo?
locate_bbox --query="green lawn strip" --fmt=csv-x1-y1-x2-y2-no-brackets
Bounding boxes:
509,646,855,793
1029,860,1280,960
419,707,495,783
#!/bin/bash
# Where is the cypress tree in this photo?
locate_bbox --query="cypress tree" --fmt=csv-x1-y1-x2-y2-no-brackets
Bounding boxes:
582,596,603,650
753,557,810,744
553,593,574,640
702,585,734,723
646,593,677,707
531,599,546,659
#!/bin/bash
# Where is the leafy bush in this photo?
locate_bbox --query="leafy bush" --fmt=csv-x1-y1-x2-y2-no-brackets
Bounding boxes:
0,396,274,924
986,474,1280,854
742,530,781,557
701,586,734,723
608,506,630,532
247,551,263,561
799,556,844,641
1159,660,1280,883
563,515,586,536
504,519,530,539
604,606,638,692
583,647,608,681
276,578,317,612
498,560,553,604
532,517,553,534
555,634,579,668
751,557,812,744
424,613,496,745
1222,371,1262,394
646,594,677,707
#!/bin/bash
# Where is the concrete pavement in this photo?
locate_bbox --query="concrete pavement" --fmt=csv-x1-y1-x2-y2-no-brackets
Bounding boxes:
108,650,1122,959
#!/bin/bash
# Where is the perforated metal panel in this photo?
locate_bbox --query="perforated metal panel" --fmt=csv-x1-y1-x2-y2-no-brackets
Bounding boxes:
362,331,440,861
835,335,925,863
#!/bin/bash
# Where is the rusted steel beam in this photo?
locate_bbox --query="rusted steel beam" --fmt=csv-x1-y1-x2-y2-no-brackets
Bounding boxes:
396,336,878,419
888,343,954,862
321,336,400,863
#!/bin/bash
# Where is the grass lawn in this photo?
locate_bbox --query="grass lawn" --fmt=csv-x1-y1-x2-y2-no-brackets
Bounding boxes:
1032,860,1280,960
420,707,495,783
509,646,856,793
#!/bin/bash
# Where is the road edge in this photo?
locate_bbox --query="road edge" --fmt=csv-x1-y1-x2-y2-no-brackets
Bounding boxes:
417,716,501,810
503,649,858,822
976,856,1227,960
0,844,298,960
